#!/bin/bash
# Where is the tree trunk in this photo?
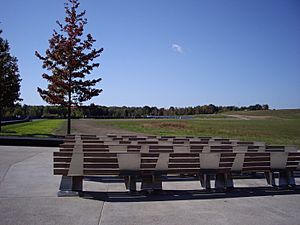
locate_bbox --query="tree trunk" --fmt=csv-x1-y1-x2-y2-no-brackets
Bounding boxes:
0,106,2,133
67,72,72,135
67,91,71,135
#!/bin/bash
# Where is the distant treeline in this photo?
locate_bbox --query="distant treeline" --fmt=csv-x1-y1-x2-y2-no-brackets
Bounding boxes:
2,103,269,120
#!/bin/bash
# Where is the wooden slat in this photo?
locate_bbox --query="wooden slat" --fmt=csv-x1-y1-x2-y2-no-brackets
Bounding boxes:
211,146,232,150
167,169,199,174
54,157,71,163
219,162,233,168
170,153,199,157
190,141,209,144
54,163,70,168
141,159,158,163
245,153,270,157
242,167,270,172
169,158,199,163
54,152,72,157
82,140,104,143
83,144,109,148
221,153,236,157
84,164,119,168
149,150,174,153
243,162,270,167
84,169,120,175
244,157,270,162
220,157,235,162
117,141,130,144
84,158,118,163
190,145,204,149
141,164,156,169
149,145,172,149
54,169,68,175
211,149,233,153
84,152,117,157
169,164,200,168
83,149,109,152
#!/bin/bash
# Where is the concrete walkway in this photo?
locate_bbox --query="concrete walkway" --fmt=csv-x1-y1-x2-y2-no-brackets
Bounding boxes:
1,145,300,225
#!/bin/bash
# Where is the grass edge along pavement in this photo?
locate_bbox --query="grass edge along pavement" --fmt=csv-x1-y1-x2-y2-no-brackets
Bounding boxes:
0,119,66,137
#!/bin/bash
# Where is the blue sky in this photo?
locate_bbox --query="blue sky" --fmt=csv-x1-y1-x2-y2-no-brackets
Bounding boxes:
1,0,300,109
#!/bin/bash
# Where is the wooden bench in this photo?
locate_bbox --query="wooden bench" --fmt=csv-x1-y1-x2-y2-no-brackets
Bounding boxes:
54,135,300,194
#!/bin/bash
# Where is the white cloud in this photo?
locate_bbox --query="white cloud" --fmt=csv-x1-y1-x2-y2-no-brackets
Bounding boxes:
171,43,183,54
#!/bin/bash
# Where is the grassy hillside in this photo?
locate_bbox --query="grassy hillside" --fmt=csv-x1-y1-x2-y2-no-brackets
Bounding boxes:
0,109,299,148
100,109,300,147
222,109,300,119
0,119,65,137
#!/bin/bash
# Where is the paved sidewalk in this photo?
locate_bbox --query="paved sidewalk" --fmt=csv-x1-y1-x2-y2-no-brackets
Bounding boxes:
1,145,300,225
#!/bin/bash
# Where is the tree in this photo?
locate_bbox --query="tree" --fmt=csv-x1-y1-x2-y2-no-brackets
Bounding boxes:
36,0,103,134
262,104,269,110
0,30,22,132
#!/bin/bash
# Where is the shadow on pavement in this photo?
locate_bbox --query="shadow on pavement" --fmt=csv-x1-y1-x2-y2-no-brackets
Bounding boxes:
81,186,300,203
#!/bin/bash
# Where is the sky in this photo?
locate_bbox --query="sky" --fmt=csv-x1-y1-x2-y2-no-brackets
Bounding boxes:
0,0,300,109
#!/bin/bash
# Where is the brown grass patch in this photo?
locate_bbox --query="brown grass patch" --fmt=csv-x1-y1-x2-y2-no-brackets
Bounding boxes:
143,121,188,130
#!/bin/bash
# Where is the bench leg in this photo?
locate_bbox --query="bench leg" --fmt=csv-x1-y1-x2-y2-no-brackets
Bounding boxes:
226,173,234,189
72,176,83,192
200,174,211,189
141,175,153,191
215,173,234,190
57,175,82,197
265,172,276,186
215,173,226,189
124,175,137,192
141,174,163,192
287,171,296,187
124,176,129,189
153,174,163,191
279,171,290,188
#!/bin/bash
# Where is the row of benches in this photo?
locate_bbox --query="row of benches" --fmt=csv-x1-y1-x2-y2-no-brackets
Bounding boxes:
54,135,300,194
61,134,296,153
65,134,265,145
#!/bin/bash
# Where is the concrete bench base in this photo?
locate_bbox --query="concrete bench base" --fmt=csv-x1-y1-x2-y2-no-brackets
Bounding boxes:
57,176,83,197
265,171,296,187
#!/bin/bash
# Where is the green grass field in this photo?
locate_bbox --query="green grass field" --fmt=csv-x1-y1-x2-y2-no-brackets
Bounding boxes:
0,109,299,147
223,109,300,119
100,109,300,147
0,119,65,137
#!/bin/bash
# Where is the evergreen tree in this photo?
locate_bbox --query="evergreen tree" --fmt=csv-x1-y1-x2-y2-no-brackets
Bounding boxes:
0,30,22,132
36,0,103,134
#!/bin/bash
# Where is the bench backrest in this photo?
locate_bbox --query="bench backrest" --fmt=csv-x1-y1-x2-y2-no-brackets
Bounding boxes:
54,150,300,176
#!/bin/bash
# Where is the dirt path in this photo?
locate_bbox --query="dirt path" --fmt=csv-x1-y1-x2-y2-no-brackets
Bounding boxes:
225,114,273,120
70,119,146,136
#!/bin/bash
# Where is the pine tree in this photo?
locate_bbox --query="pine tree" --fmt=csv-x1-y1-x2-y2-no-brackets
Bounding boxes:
36,0,103,134
0,30,22,132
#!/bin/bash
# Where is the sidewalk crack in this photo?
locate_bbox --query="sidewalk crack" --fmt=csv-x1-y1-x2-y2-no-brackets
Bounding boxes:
0,152,41,187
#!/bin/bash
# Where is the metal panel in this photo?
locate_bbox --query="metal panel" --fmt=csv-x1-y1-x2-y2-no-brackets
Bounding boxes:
117,153,141,170
155,153,169,170
270,152,288,169
231,153,245,171
199,153,220,169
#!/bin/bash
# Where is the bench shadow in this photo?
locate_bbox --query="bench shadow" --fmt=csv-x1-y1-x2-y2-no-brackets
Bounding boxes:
81,176,300,202
84,175,202,183
82,187,300,202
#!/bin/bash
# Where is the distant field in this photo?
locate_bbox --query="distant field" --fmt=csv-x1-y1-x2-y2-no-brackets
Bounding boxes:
223,109,300,119
0,109,299,148
0,119,65,137
100,109,300,147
